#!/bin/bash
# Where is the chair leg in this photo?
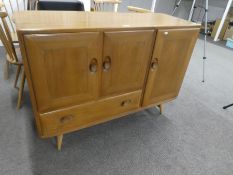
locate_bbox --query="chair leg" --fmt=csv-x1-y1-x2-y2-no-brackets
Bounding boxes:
57,134,63,151
4,60,9,80
14,64,22,88
17,70,26,109
158,104,163,114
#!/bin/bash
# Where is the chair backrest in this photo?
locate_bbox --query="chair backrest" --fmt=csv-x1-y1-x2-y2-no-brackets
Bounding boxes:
36,0,84,11
127,6,151,13
0,0,29,35
93,0,121,12
0,12,18,64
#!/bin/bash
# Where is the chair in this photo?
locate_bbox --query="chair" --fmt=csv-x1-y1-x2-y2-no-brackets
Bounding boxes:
0,11,26,109
127,6,151,13
0,0,30,80
0,0,29,42
35,0,84,11
93,0,121,12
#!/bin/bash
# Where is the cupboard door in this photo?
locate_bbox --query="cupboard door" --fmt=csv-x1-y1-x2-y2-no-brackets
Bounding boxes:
24,32,102,113
101,30,155,97
143,28,199,106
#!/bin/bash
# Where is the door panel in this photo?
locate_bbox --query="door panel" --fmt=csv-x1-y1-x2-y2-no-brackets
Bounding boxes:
24,32,102,113
101,30,155,97
143,28,199,106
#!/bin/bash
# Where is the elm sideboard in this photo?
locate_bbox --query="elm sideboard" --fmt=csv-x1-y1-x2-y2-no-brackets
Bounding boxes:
14,11,200,150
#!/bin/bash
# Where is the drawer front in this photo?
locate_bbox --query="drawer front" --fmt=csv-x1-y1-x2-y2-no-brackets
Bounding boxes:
39,91,142,137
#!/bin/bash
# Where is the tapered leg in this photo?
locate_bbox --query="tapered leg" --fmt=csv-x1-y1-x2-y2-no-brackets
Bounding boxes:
57,135,63,151
4,60,9,80
14,64,22,88
158,104,163,114
17,70,26,109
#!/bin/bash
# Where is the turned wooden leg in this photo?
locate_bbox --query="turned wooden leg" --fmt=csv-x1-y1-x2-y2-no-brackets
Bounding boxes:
158,104,163,114
14,64,22,88
57,134,63,151
17,70,26,109
4,60,9,80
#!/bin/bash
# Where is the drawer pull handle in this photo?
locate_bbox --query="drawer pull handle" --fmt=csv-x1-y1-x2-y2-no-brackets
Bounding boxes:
60,115,74,124
121,99,132,107
103,56,111,71
89,58,98,73
151,58,158,70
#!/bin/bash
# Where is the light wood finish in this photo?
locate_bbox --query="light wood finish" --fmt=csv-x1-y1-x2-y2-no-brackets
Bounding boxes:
158,104,163,114
24,32,102,113
0,11,16,80
0,12,17,63
15,12,200,149
101,30,154,97
14,64,22,88
40,91,141,137
143,28,199,106
0,1,16,42
17,69,26,109
11,32,18,43
57,134,63,151
13,11,200,31
127,6,151,13
93,0,121,12
0,0,28,43
0,11,26,109
3,60,9,80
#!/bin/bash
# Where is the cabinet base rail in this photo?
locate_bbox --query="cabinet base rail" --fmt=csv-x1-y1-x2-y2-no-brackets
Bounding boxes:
55,104,163,151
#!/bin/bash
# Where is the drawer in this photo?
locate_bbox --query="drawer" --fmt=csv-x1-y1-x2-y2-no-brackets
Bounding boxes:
39,91,142,137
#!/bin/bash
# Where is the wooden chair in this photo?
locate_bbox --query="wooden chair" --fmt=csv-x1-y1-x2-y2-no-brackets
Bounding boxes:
127,6,151,13
93,0,121,12
0,11,26,109
0,0,29,42
0,0,30,80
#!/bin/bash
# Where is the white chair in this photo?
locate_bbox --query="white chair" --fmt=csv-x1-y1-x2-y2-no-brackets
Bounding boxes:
92,0,121,12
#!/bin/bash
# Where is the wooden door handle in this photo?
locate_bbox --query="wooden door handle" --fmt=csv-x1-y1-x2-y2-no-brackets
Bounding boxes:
60,115,74,124
151,58,158,70
121,99,132,107
89,58,98,73
103,56,111,71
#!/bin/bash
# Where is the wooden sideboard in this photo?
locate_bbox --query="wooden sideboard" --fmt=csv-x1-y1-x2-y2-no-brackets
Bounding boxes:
14,11,200,150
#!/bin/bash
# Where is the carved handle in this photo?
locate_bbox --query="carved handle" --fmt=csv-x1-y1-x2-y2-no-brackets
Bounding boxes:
103,56,111,71
89,58,98,73
60,115,74,124
121,99,132,107
151,58,159,70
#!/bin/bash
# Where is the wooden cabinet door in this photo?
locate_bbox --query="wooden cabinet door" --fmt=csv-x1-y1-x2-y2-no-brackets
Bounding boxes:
143,28,199,106
101,30,155,97
24,32,102,113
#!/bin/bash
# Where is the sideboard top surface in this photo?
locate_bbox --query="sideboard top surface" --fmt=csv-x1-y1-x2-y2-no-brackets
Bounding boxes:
13,11,200,32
